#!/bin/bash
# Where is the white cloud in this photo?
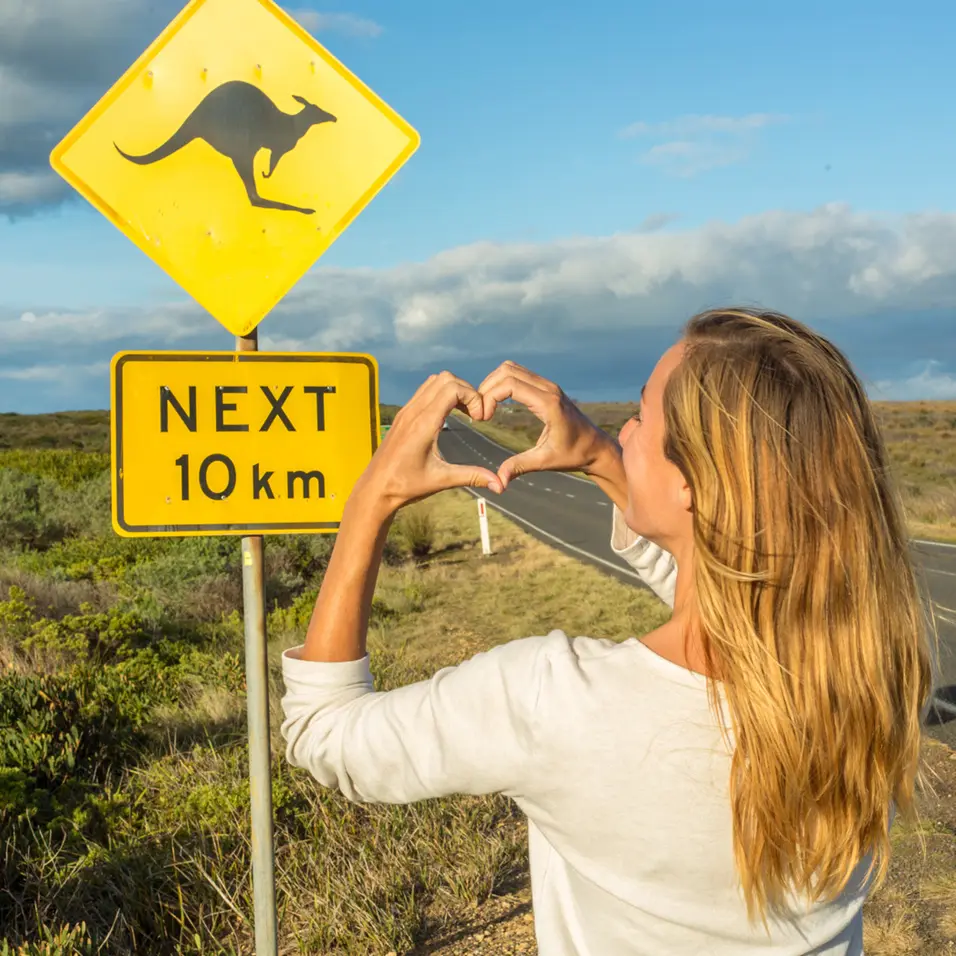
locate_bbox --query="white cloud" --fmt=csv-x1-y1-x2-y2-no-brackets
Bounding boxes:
0,171,68,206
289,10,384,37
0,361,108,382
639,140,749,178
620,112,789,178
2,204,955,405
620,113,788,139
871,361,956,401
638,212,679,232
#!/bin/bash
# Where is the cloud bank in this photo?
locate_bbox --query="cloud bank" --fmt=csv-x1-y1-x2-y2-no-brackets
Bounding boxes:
3,203,955,411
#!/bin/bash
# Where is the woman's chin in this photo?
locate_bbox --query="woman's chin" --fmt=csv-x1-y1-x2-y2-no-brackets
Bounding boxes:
623,504,646,538
624,506,666,549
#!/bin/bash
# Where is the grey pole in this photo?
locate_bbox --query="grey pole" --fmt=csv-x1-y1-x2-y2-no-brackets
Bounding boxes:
237,328,279,956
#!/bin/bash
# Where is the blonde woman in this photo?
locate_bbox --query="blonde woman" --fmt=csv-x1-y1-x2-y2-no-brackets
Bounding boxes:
281,308,936,954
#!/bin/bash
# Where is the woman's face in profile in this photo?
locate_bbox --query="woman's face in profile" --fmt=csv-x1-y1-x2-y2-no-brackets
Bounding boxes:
619,341,693,550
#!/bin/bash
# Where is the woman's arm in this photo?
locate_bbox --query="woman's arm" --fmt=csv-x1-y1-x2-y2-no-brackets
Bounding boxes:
295,488,393,664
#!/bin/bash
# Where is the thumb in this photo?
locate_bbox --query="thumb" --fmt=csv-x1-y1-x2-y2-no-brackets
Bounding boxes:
497,447,550,490
443,462,503,495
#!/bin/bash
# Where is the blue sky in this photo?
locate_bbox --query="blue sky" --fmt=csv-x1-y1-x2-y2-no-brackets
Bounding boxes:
2,0,956,411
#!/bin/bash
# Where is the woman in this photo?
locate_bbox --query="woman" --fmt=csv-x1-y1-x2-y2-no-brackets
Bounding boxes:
280,308,937,954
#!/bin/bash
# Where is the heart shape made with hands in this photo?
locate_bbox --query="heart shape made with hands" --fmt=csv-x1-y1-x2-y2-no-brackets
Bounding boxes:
464,360,610,492
367,362,612,512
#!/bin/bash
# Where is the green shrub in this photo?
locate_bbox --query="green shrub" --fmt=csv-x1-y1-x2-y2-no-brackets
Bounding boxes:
0,450,110,488
393,504,437,558
0,667,154,794
11,529,166,581
44,472,113,539
0,410,109,453
0,587,152,673
0,470,68,551
268,587,318,635
0,921,95,956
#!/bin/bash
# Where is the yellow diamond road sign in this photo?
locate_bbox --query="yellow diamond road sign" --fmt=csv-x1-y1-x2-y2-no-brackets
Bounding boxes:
50,0,419,337
112,352,379,536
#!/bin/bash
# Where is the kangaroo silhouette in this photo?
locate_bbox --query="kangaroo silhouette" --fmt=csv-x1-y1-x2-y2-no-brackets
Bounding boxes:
114,80,337,215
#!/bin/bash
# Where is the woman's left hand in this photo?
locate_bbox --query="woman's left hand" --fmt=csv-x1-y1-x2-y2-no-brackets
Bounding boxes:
352,371,503,516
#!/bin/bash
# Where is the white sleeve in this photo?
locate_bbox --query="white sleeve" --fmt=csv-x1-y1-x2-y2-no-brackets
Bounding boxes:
279,633,557,804
609,505,677,609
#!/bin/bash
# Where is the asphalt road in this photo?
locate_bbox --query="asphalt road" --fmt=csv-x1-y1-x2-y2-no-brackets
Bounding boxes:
438,417,956,746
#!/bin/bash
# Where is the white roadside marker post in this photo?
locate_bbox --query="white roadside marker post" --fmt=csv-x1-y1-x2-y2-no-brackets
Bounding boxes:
477,497,492,555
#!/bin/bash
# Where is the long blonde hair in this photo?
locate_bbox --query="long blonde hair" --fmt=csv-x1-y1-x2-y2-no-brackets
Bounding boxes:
662,307,937,929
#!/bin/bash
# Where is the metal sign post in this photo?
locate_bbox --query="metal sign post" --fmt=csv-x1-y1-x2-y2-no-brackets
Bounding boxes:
237,329,278,956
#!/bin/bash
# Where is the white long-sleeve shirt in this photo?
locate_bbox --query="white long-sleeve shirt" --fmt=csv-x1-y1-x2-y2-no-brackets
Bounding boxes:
280,505,877,955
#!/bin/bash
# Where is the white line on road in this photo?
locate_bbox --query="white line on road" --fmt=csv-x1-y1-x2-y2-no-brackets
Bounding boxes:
931,697,956,718
462,488,645,583
927,568,956,579
914,539,956,551
566,494,575,498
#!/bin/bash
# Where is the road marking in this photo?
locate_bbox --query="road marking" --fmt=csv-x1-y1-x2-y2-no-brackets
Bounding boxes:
462,488,645,583
597,501,608,507
927,568,956,579
566,493,575,498
544,487,552,493
914,538,956,551
931,697,956,718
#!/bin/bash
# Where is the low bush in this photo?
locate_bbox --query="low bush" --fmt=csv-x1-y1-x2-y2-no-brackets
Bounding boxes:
393,503,437,559
0,449,110,488
0,470,70,551
0,922,96,956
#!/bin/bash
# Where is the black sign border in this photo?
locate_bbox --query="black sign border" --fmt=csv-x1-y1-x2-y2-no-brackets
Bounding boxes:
113,352,379,535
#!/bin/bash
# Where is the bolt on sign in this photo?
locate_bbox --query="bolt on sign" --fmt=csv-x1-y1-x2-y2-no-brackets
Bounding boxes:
112,352,379,536
49,0,420,338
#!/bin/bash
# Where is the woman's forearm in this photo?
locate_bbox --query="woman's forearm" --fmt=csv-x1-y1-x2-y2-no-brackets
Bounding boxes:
585,433,628,513
298,489,394,663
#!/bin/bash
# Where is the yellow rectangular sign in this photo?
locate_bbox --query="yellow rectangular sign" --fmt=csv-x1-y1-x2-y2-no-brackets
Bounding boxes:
112,352,379,536
50,0,419,337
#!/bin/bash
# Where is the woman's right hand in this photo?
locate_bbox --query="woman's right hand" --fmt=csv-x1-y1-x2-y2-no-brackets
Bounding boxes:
476,361,615,491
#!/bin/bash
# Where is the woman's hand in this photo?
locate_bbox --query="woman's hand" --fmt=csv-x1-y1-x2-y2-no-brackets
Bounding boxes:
476,361,616,491
353,371,503,515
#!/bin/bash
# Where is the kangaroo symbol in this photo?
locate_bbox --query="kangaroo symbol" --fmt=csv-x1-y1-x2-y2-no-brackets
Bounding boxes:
114,80,337,215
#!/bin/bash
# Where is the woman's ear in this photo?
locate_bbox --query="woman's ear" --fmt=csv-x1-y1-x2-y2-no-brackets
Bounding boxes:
679,480,693,514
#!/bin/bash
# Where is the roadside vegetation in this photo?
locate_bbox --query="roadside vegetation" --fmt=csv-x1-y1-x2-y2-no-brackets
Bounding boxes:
1,408,955,954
